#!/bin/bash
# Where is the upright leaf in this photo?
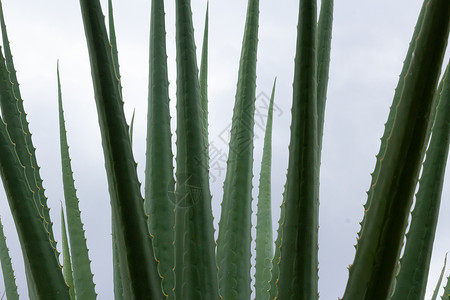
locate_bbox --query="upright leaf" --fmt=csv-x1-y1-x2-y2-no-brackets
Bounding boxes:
145,0,175,298
254,79,276,300
108,0,123,100
129,109,135,147
277,1,319,299
391,63,450,300
78,0,163,298
106,4,125,297
441,268,450,299
199,2,209,155
57,65,97,299
0,216,19,300
61,205,76,300
268,196,285,300
343,0,450,298
174,0,219,298
316,0,333,153
216,0,259,298
431,254,447,300
112,220,124,300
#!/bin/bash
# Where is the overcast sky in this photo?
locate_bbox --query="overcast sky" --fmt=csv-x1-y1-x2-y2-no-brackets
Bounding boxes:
0,0,448,299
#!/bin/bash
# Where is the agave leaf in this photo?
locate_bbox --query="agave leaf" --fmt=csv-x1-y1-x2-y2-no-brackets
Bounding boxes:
0,47,69,299
276,0,318,298
106,4,125,297
60,205,76,300
78,0,163,298
391,62,450,299
356,0,429,250
316,0,333,154
441,266,450,299
343,0,450,298
254,78,276,300
57,65,97,299
431,254,448,300
145,0,175,298
112,220,124,300
108,0,123,100
199,2,209,157
129,109,135,147
0,216,19,300
173,0,219,298
216,0,260,298
0,0,56,254
268,195,284,300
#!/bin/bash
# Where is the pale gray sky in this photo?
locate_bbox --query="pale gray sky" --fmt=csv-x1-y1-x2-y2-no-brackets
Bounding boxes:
0,0,448,299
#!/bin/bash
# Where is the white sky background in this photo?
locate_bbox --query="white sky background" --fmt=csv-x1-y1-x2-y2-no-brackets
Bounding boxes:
0,0,448,299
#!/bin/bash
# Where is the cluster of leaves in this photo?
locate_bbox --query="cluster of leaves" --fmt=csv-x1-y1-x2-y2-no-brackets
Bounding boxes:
0,0,448,299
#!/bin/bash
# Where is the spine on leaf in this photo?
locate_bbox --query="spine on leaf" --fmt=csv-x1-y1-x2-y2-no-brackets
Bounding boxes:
78,0,163,298
216,0,260,298
277,1,319,299
145,0,175,298
174,0,219,298
57,65,97,299
254,79,276,300
343,0,450,298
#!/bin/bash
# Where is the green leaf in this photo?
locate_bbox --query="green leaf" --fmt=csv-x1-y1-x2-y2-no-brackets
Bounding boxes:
0,216,19,300
0,48,69,299
391,62,450,299
61,205,76,300
343,0,450,298
199,1,209,156
0,0,57,263
268,196,285,300
78,0,163,298
173,0,219,298
441,264,450,299
57,65,97,299
431,254,447,300
145,0,175,298
316,0,333,154
216,0,260,298
277,0,319,298
108,0,123,101
129,109,135,148
107,5,125,298
356,0,429,251
254,78,276,300
112,220,124,300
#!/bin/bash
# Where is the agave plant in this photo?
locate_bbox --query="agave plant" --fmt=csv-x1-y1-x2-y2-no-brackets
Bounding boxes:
0,0,448,299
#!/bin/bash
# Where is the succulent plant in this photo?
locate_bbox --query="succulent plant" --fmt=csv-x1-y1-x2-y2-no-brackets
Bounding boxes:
0,0,448,299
